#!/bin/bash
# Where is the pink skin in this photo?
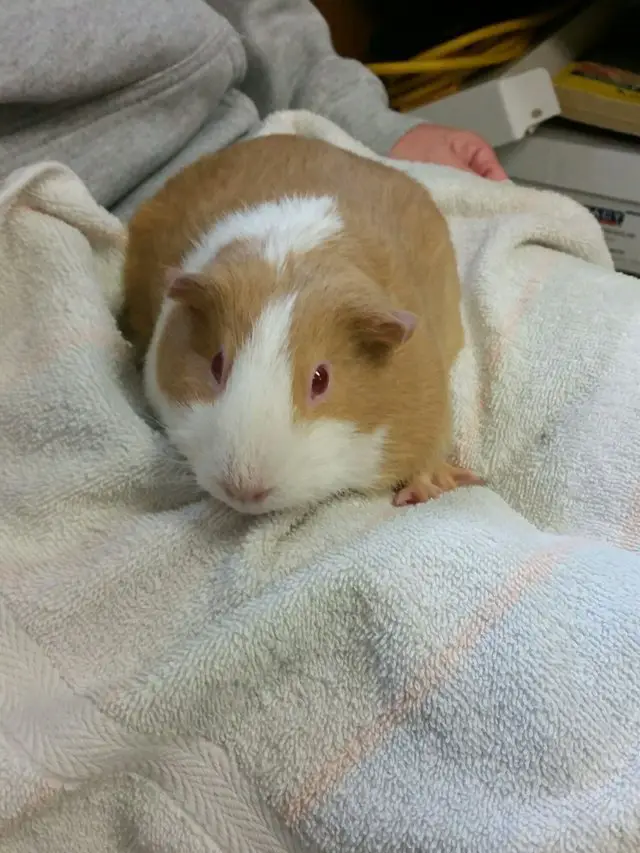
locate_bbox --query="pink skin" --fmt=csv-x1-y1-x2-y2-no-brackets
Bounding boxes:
392,310,417,342
388,124,508,181
165,266,193,294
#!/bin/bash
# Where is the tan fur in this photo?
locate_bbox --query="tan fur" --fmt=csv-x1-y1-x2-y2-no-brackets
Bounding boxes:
122,134,480,502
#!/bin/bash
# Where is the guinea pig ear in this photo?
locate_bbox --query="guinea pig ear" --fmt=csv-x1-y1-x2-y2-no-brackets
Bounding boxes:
164,268,211,312
351,303,418,354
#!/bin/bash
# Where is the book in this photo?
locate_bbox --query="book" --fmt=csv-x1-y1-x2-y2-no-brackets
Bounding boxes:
553,6,640,137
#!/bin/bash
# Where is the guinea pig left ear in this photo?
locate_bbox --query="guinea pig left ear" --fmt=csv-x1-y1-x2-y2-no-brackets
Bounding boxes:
354,306,418,352
164,268,210,311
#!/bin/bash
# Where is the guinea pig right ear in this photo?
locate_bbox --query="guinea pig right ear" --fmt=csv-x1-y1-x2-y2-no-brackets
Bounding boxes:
349,302,418,356
164,268,212,312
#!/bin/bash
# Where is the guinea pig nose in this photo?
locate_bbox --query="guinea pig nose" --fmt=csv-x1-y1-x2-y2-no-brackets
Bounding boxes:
222,481,272,503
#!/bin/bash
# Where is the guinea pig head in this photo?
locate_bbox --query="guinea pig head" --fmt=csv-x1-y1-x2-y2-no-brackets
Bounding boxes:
146,250,417,514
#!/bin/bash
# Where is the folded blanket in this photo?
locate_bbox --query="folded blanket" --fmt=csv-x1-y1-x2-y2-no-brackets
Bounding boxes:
1,115,640,853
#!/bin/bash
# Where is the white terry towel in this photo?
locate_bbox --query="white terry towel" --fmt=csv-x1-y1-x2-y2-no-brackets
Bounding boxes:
1,116,640,853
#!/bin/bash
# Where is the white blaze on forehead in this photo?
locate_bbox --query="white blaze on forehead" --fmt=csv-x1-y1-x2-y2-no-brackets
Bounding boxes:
182,195,343,272
209,293,297,479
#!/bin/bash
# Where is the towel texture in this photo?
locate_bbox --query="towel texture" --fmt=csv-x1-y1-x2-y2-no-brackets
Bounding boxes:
1,114,640,853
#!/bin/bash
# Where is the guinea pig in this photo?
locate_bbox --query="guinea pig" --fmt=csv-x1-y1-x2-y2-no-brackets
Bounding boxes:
121,134,482,514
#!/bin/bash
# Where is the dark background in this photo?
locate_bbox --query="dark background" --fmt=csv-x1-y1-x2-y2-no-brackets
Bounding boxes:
313,0,588,62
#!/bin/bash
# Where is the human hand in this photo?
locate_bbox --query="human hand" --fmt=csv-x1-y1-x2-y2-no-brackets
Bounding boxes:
388,123,508,181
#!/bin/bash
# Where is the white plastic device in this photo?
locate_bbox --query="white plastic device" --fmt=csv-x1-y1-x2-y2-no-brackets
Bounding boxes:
408,68,560,148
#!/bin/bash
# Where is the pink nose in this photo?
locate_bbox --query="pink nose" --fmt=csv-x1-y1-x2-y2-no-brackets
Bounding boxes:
222,481,272,504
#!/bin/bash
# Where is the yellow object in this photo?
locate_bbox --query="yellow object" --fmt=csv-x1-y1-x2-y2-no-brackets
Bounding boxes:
555,62,640,106
368,4,574,112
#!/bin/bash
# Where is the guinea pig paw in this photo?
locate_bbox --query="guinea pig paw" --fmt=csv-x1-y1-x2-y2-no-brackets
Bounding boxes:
393,477,443,507
432,462,485,492
393,464,484,508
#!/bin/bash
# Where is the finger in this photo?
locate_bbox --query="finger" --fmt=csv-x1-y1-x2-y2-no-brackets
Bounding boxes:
467,144,508,181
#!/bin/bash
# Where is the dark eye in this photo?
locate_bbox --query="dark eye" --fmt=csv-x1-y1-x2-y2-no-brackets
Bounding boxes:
310,363,330,400
211,348,225,385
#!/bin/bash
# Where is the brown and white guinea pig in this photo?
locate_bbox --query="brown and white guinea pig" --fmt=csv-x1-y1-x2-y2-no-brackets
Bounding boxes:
121,134,482,515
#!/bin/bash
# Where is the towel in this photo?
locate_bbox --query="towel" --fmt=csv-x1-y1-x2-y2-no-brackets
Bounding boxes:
1,114,640,853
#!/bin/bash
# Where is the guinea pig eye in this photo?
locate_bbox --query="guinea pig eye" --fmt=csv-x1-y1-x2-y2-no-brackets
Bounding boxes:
310,363,330,401
211,348,225,385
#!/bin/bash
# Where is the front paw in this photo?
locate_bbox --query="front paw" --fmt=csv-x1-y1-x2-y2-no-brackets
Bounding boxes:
393,463,484,507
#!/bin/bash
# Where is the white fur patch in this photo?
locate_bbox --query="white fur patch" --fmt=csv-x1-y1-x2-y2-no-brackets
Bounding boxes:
144,298,182,433
147,293,386,514
182,195,343,273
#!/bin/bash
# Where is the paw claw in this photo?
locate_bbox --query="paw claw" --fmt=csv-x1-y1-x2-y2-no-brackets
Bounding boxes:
393,462,483,508
393,488,421,507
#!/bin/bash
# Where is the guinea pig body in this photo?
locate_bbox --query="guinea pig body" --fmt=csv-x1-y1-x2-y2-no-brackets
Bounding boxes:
122,134,481,514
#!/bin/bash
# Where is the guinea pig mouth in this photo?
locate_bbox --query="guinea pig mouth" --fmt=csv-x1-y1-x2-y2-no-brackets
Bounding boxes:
218,492,277,515
209,476,279,515
222,482,273,510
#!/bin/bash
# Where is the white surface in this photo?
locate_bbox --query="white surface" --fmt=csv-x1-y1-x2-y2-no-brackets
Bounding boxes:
500,122,640,275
